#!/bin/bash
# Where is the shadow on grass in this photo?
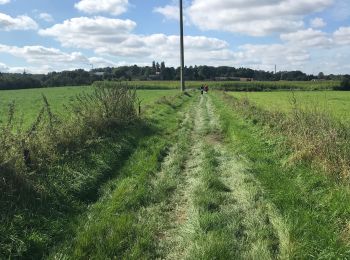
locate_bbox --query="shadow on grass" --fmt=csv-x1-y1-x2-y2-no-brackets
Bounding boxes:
1,120,158,259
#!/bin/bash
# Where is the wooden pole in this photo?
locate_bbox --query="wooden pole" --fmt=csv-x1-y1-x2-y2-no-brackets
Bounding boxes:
179,0,185,91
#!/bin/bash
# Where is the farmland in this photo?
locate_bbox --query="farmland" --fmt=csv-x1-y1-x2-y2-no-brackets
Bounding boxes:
1,84,350,259
123,80,340,91
229,91,350,123
0,86,178,127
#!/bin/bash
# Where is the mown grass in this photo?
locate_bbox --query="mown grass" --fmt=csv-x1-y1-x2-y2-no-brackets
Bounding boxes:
229,91,350,123
181,95,287,259
212,91,350,258
188,143,240,259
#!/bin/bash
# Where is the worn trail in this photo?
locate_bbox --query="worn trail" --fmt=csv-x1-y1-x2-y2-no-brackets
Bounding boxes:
159,94,290,259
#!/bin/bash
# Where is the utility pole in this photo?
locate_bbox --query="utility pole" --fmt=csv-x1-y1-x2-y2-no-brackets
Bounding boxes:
179,0,185,91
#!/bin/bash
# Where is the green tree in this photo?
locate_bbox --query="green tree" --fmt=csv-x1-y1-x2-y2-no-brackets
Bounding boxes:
340,75,350,90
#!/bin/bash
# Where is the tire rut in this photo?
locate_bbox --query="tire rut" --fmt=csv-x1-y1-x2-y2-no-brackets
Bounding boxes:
158,94,290,259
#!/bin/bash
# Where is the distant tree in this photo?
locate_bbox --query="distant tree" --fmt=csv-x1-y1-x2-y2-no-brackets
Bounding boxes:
161,67,175,80
152,61,156,74
160,61,166,72
318,72,325,79
143,67,151,79
193,66,200,80
340,75,350,90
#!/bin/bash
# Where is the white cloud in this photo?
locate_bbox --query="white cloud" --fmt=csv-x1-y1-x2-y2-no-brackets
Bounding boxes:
235,44,310,68
281,28,332,48
334,27,350,45
39,15,348,72
39,16,235,66
0,44,88,64
39,13,54,22
186,0,334,36
0,44,122,73
0,62,9,72
75,0,129,16
7,65,52,74
0,13,38,31
39,17,136,49
154,5,179,21
88,57,119,68
0,0,10,4
310,17,326,28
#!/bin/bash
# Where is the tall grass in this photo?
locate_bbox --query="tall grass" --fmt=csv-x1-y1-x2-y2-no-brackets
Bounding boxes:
221,92,350,180
212,92,350,258
0,83,139,258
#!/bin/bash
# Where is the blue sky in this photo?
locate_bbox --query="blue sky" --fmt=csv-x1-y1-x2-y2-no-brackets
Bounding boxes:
0,0,349,74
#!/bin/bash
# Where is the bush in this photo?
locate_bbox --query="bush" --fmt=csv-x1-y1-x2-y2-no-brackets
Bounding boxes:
340,75,350,90
72,83,138,131
333,75,350,90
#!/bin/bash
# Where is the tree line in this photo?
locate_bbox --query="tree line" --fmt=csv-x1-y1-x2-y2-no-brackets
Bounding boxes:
0,70,100,90
0,62,348,90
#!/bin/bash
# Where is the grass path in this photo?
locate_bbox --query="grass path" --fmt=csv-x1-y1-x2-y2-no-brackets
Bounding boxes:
50,93,291,259
158,94,290,259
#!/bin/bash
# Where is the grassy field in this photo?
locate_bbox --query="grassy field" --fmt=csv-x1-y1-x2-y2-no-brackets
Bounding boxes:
0,86,178,127
229,91,350,123
2,84,350,259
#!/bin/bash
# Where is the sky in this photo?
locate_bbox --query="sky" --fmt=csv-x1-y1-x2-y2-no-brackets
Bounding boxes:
0,0,349,75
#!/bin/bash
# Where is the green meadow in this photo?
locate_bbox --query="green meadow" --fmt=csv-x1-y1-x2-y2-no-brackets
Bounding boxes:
0,86,178,127
229,91,350,123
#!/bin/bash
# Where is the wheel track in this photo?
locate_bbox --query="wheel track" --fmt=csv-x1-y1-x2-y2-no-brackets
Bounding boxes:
158,94,290,259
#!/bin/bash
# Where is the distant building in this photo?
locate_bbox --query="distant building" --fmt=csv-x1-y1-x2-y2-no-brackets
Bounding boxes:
94,72,104,77
215,77,253,81
240,78,254,82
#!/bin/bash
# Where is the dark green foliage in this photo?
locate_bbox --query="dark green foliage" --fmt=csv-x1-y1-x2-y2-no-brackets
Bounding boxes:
0,63,346,91
43,69,100,87
340,75,350,90
0,73,42,90
333,75,350,90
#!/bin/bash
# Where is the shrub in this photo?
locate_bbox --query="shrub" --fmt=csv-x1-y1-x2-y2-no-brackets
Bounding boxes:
340,75,350,90
333,75,350,90
74,82,138,130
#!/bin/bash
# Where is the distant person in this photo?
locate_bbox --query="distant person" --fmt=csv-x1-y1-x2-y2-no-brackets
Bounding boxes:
205,85,209,93
200,85,204,95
